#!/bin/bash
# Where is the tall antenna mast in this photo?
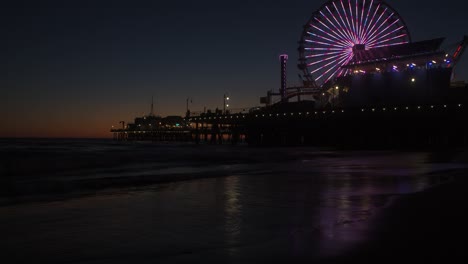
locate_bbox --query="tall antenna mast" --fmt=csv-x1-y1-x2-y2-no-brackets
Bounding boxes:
150,96,154,116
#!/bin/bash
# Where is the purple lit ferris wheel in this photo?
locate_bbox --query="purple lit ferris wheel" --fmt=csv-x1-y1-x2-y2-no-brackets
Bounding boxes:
298,0,411,88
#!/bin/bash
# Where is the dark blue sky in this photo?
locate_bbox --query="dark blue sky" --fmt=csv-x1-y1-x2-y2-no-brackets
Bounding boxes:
1,0,467,137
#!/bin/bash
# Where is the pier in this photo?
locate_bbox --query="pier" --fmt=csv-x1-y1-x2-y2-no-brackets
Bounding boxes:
112,102,468,148
111,0,468,149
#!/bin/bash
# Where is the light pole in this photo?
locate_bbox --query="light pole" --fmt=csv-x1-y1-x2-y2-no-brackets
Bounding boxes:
223,94,230,114
334,86,339,108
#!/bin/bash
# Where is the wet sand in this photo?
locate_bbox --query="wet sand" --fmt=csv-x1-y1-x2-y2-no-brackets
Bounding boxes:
327,170,468,263
2,140,467,263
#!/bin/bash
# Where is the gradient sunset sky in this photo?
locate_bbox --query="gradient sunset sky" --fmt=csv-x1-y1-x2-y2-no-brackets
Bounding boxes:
1,0,467,138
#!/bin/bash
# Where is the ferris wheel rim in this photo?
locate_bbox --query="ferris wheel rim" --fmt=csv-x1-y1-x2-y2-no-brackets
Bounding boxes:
298,0,411,88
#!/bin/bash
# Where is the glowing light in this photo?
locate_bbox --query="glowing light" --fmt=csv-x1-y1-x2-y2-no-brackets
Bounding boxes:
411,78,416,82
301,0,409,87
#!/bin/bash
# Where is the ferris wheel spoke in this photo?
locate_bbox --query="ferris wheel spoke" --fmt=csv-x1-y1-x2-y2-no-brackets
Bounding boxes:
311,52,350,75
362,3,382,41
336,69,345,78
339,0,358,43
348,0,362,42
364,8,388,43
314,16,350,44
368,34,408,47
362,0,375,33
324,64,350,83
311,52,351,76
331,2,358,43
307,52,351,67
316,53,353,81
365,12,397,44
358,0,367,41
366,20,401,45
348,0,360,42
305,39,349,49
367,25,405,46
305,50,345,58
305,47,344,51
346,0,359,42
319,10,354,43
310,24,352,46
325,6,356,44
369,41,409,49
306,34,349,48
307,31,348,46
355,0,364,42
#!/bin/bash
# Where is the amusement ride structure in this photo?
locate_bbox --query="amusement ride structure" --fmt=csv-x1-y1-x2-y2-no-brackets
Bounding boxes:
265,0,467,106
112,0,467,147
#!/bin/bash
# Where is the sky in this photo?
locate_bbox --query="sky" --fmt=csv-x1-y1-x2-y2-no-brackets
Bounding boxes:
1,0,467,138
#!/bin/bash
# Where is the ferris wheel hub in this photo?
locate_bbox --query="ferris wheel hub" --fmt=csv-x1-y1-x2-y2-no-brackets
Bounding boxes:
353,44,366,52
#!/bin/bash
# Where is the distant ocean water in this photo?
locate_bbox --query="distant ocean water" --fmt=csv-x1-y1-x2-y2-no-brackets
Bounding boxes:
1,139,467,263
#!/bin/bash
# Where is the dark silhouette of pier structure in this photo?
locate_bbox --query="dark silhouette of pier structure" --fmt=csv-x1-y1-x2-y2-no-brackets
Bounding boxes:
112,34,468,148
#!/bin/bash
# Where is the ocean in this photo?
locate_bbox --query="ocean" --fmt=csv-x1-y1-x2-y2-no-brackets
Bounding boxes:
0,139,466,263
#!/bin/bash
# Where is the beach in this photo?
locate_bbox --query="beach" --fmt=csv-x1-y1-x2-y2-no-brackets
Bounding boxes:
328,170,468,263
1,139,467,263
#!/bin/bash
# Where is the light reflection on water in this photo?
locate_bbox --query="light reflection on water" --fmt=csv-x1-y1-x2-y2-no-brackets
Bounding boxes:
1,147,467,263
224,176,242,258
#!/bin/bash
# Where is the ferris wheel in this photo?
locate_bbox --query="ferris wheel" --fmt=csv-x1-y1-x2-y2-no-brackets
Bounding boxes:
298,0,411,88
